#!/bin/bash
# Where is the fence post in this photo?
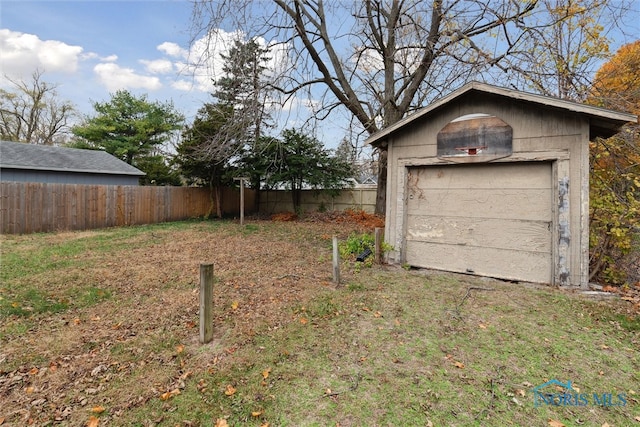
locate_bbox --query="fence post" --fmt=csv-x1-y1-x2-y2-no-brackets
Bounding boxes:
199,263,214,344
333,236,341,286
374,227,383,264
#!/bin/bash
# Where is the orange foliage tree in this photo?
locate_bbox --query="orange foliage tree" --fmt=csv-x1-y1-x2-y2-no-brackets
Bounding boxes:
588,40,640,285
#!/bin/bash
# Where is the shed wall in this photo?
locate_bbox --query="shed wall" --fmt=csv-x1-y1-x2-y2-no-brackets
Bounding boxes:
385,94,589,286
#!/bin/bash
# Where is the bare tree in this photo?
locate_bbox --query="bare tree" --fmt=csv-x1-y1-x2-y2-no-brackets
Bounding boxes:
0,70,76,145
190,0,627,214
492,0,633,102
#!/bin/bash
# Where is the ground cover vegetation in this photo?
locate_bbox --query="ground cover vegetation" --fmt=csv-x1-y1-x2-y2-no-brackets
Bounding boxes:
3,1,637,288
1,216,638,426
587,40,640,286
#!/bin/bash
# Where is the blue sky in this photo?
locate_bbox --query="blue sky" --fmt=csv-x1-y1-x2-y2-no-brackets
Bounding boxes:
1,0,217,123
1,0,639,150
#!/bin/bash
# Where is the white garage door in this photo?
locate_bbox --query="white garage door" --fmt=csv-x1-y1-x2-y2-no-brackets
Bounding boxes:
405,162,553,283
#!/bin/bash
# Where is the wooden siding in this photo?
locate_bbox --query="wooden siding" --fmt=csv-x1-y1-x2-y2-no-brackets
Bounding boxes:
384,94,591,286
405,163,552,283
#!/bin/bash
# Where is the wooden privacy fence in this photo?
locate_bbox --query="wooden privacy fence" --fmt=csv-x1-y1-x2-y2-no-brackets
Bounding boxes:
0,182,213,234
259,187,377,214
0,182,378,234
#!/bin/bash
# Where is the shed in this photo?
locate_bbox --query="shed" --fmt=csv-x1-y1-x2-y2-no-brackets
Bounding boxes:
0,141,145,185
366,82,636,287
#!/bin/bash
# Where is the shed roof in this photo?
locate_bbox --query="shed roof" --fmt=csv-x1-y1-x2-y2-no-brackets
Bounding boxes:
366,81,638,146
0,140,145,176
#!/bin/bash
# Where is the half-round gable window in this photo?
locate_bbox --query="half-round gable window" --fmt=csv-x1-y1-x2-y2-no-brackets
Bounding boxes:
437,113,513,163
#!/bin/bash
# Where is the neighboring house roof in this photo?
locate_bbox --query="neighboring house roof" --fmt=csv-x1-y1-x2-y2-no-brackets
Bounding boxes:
366,81,638,147
0,140,145,176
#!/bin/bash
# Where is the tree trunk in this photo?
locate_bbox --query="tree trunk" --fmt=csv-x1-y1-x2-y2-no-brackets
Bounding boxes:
214,185,222,218
374,149,388,215
292,188,302,214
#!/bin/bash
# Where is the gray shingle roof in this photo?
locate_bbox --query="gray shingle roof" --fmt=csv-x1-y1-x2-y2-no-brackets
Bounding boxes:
0,141,145,176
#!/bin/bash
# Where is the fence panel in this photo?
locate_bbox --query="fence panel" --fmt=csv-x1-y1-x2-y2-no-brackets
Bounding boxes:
259,187,377,214
0,182,215,234
0,182,378,234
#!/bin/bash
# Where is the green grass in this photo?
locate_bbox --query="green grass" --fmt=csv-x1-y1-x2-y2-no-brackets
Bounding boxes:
1,220,638,426
122,270,639,426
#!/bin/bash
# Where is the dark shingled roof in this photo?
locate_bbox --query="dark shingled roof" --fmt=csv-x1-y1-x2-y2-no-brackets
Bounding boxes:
0,140,145,176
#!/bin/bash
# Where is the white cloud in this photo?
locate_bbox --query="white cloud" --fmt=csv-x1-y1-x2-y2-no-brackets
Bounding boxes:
0,29,84,78
157,41,188,58
81,52,117,62
140,58,174,74
94,63,162,92
171,79,194,91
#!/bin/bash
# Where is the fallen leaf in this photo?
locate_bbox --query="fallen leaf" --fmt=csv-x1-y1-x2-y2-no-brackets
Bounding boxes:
373,311,382,318
601,344,610,350
516,389,526,397
231,301,239,310
28,367,39,375
548,419,565,427
478,323,487,329
251,410,264,417
25,386,34,394
454,361,465,369
86,416,100,427
262,368,271,379
160,389,180,400
175,344,184,354
224,384,236,396
73,318,81,325
299,317,308,325
634,415,640,422
0,417,5,425
601,423,611,427
215,419,229,427
91,406,105,414
260,423,269,427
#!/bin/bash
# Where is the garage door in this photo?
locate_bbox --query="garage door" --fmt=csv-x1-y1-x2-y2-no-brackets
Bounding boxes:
405,162,552,283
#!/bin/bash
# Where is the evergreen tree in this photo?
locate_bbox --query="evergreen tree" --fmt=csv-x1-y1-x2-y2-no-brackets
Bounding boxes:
71,90,183,184
174,103,236,217
262,129,354,213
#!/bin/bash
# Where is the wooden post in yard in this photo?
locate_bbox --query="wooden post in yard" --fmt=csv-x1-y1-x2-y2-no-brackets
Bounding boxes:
199,263,214,344
332,236,341,286
374,227,383,264
234,177,249,226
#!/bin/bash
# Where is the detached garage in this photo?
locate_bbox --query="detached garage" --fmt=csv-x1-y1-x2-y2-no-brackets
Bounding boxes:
367,82,636,287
